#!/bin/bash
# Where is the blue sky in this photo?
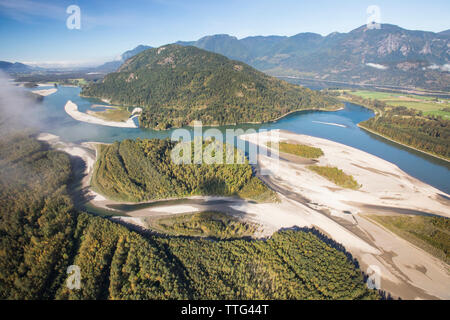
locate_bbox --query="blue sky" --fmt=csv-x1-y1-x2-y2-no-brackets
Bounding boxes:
0,0,449,67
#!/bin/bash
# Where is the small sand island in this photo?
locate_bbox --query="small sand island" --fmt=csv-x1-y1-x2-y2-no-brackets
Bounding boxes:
32,88,57,96
64,100,138,128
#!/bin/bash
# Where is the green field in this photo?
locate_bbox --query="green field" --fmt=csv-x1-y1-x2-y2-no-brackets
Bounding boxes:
344,90,450,118
308,165,360,190
268,141,324,159
146,211,258,239
367,215,450,264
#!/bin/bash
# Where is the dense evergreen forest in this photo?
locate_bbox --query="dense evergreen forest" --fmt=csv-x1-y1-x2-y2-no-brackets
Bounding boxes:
339,92,450,160
146,211,259,239
92,138,277,202
82,45,341,130
0,133,380,300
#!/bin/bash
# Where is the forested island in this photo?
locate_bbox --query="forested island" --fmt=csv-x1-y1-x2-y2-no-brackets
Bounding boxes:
0,133,381,300
145,211,259,239
82,45,342,130
337,91,450,161
92,138,277,202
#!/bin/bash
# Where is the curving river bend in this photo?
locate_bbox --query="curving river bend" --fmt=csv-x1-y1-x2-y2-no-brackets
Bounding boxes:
34,86,450,194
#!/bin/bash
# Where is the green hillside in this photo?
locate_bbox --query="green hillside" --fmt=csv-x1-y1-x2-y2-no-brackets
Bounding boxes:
82,45,341,129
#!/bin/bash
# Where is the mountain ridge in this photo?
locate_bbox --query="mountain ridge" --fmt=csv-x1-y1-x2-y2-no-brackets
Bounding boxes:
82,44,341,129
172,24,450,90
93,24,449,90
0,61,36,73
93,45,153,73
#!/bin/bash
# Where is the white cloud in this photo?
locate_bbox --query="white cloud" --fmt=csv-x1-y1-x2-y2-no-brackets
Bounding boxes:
426,64,450,72
427,64,440,70
0,0,65,22
366,63,388,70
22,59,106,69
0,0,138,28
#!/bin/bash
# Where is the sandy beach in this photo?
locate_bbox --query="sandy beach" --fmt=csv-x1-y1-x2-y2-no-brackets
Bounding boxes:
37,133,106,203
64,100,138,128
32,88,57,96
239,130,450,300
113,130,450,299
39,130,450,300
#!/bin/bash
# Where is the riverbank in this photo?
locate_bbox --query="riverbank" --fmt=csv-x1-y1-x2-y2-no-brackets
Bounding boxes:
36,133,108,204
269,105,345,122
242,130,450,218
338,95,450,163
358,123,450,163
338,95,381,115
64,100,138,128
239,130,450,300
32,88,57,96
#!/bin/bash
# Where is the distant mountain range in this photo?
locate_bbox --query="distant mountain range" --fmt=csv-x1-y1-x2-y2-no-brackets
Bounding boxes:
0,61,35,73
5,24,450,91
97,24,449,91
94,45,152,73
175,24,450,91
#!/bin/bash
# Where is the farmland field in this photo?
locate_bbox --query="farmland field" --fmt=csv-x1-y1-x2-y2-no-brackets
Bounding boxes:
343,90,450,118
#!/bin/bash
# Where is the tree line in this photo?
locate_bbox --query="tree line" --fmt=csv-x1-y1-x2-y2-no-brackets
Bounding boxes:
339,91,450,160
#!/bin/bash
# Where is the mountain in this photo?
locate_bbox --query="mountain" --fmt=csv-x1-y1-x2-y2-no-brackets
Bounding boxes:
82,44,340,129
176,24,450,91
177,34,252,62
94,45,152,73
0,61,35,73
121,45,152,60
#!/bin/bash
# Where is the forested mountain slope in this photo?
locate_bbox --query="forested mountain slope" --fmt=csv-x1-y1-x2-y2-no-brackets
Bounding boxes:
82,45,341,129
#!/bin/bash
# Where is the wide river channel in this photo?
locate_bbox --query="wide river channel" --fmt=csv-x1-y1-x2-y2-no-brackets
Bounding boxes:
33,85,450,194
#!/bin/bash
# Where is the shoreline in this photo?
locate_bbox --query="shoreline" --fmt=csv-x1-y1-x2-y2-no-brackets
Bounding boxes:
81,92,344,129
239,130,450,300
64,100,139,128
339,96,450,163
32,88,57,96
358,123,450,164
269,105,345,123
158,106,346,131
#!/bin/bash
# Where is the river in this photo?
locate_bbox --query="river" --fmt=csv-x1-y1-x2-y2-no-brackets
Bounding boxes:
34,85,450,194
